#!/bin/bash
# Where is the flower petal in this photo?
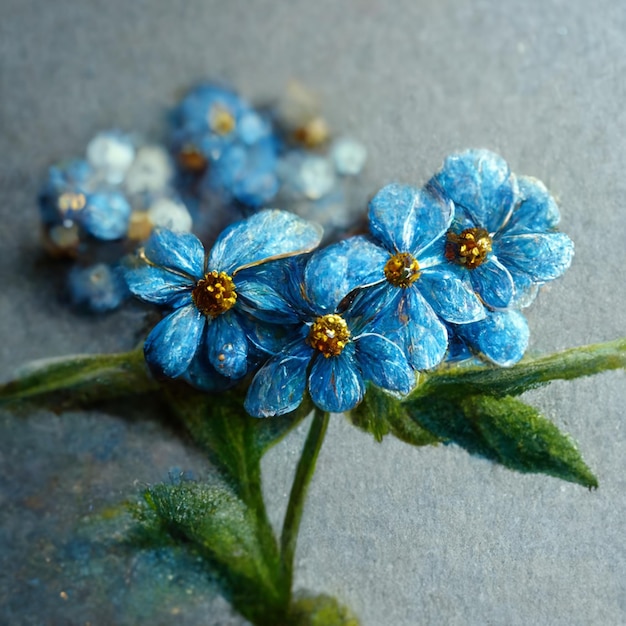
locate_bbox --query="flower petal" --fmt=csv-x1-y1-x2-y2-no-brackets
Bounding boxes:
506,265,539,308
308,344,365,413
208,209,323,274
417,266,485,324
82,191,131,240
244,341,314,417
430,149,517,234
235,260,303,324
445,329,475,363
505,176,561,234
458,309,529,366
368,184,453,255
494,232,574,282
180,346,238,392
382,288,448,370
305,236,387,312
205,312,249,379
144,305,204,378
470,257,515,309
354,333,415,395
242,317,306,356
144,229,206,279
341,281,400,334
123,263,193,306
236,278,301,323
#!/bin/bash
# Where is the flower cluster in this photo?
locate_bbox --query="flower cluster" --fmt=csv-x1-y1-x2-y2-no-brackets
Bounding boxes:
124,149,574,417
172,82,368,237
171,83,280,208
38,130,191,312
39,130,190,251
37,82,367,314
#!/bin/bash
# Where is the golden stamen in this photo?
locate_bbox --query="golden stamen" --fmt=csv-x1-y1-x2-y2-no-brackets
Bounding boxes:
209,105,236,136
178,144,208,173
384,252,421,288
307,313,351,358
445,227,492,270
192,271,237,318
57,192,86,213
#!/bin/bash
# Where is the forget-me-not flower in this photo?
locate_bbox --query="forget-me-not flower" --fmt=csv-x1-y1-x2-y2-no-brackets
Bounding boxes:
172,83,273,168
430,149,574,309
123,210,322,383
172,83,280,208
244,254,416,417
304,183,486,371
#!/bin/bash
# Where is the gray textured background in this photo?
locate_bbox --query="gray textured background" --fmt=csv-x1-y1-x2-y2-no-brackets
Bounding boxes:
1,1,625,624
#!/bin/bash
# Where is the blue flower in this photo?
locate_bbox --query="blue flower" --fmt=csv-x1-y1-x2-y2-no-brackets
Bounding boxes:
123,210,323,384
206,136,279,208
39,141,134,242
39,159,95,226
244,253,417,417
446,309,530,367
172,83,273,166
80,191,132,240
68,263,129,313
302,184,486,371
430,149,574,309
172,83,280,208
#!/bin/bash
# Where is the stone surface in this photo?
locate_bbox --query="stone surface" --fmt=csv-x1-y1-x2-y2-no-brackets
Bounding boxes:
1,1,625,625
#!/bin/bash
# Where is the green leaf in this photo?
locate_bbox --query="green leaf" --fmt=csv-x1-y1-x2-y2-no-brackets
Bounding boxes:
464,395,598,488
348,385,441,446
406,393,598,488
137,478,287,624
422,337,626,398
287,592,360,626
347,340,624,486
141,479,267,584
162,383,314,613
0,347,158,412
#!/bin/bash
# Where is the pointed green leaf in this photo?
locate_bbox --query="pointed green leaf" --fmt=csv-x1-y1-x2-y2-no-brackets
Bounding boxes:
404,394,500,461
162,383,314,592
463,395,598,488
348,385,441,446
405,392,598,488
0,347,158,413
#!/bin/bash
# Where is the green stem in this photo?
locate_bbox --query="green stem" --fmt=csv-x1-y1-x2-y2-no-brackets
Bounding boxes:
421,337,626,398
243,448,288,608
280,409,330,596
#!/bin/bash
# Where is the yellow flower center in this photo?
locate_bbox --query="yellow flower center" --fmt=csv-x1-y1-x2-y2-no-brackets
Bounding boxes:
192,271,237,318
307,314,351,358
384,252,421,288
209,105,236,136
178,144,208,173
445,227,492,270
57,192,86,213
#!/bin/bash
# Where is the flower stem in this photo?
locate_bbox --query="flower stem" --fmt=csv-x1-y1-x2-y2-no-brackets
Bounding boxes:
281,408,330,596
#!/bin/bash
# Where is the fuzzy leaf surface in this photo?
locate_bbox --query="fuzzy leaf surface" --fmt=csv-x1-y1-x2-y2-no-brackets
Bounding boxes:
403,393,598,488
136,478,286,624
